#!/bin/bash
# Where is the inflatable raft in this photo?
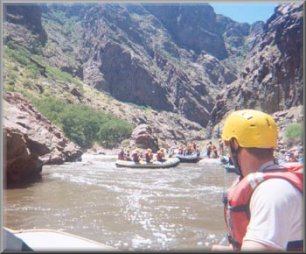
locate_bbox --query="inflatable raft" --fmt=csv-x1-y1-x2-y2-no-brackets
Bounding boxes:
3,228,115,251
224,164,238,173
115,157,180,168
198,157,222,165
174,153,200,163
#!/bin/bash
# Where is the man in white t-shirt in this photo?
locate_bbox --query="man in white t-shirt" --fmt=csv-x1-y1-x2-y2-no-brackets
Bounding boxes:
211,109,303,252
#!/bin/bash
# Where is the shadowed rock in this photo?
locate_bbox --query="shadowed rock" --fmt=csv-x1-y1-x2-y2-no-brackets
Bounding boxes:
3,92,83,186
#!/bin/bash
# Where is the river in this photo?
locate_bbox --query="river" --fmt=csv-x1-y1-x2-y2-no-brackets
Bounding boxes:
4,154,237,251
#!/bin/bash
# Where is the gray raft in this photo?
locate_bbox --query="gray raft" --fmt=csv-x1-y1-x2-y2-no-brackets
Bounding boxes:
115,157,180,168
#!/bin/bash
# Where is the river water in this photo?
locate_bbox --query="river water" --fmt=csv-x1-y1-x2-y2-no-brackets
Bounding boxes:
4,154,237,251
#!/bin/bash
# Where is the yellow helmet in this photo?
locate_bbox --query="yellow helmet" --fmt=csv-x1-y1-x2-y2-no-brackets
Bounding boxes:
221,109,278,148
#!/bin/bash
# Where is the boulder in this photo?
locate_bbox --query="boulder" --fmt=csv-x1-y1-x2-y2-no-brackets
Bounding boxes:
3,92,83,186
130,124,159,152
4,128,44,185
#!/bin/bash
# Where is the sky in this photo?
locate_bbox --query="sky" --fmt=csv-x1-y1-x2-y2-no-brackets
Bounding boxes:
209,2,279,24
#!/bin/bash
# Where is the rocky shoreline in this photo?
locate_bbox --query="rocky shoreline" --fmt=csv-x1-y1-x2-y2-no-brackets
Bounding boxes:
4,92,82,187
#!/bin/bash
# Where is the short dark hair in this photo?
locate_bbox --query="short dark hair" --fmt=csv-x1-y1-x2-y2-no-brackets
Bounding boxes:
245,147,274,159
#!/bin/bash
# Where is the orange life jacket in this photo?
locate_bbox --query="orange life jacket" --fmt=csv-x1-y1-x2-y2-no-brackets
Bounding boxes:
145,152,152,162
156,151,165,161
132,153,139,162
223,162,303,251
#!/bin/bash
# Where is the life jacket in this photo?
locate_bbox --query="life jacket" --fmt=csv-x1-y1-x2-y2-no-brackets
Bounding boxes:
132,153,139,162
223,162,303,251
145,152,152,162
156,151,165,161
118,151,125,160
207,145,212,153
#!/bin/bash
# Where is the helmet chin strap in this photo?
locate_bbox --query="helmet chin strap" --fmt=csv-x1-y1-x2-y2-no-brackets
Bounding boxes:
229,140,243,177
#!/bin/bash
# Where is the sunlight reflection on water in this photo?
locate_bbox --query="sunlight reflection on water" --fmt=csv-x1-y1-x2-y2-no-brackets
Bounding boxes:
4,154,237,251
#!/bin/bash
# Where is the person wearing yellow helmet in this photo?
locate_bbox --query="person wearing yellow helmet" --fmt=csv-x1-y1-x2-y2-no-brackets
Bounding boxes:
212,109,303,252
145,148,153,163
156,148,166,162
118,148,125,160
221,109,278,176
131,149,140,163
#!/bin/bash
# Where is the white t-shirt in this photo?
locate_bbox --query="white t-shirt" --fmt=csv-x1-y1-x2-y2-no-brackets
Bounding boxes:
243,178,303,250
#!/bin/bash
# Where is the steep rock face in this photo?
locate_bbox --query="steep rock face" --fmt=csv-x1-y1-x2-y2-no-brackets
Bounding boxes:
4,3,247,128
79,3,248,126
196,53,236,87
97,42,173,111
5,3,302,136
144,4,228,60
212,14,251,75
3,92,83,185
4,4,47,52
209,3,303,126
39,5,84,78
246,21,265,51
33,3,241,127
215,14,250,50
269,4,303,108
79,4,219,126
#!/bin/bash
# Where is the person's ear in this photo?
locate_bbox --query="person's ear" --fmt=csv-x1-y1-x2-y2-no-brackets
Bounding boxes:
231,138,240,150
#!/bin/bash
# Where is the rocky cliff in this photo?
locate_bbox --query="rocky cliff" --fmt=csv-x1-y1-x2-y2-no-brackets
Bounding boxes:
209,3,303,127
4,4,47,53
5,3,247,127
5,3,302,127
144,4,228,59
76,3,223,126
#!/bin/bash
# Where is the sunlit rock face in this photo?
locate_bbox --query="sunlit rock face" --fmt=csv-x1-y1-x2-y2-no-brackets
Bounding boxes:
209,3,303,126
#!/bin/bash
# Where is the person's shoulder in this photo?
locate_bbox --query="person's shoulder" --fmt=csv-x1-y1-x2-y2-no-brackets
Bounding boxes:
257,178,300,192
252,178,302,203
248,178,301,221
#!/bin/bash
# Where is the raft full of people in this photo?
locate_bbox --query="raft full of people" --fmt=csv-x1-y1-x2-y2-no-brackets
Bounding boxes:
173,143,201,163
115,148,180,168
116,140,228,168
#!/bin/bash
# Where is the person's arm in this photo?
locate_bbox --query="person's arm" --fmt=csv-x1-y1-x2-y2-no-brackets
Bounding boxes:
211,244,233,251
211,240,279,251
212,238,278,251
241,240,278,251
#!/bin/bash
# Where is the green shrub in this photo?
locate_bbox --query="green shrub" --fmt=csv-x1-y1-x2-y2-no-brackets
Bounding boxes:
23,80,33,89
31,97,133,148
5,45,31,65
284,123,303,144
8,71,18,82
27,64,40,79
97,120,133,148
4,83,15,92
